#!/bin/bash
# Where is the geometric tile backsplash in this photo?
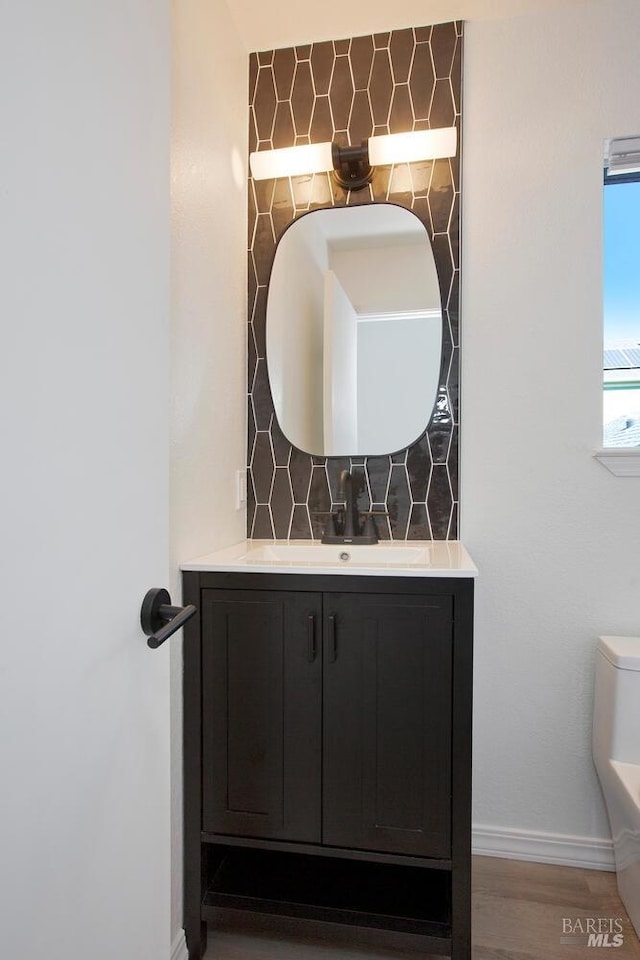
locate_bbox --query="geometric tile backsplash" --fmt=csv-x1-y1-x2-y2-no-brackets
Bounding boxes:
247,22,462,540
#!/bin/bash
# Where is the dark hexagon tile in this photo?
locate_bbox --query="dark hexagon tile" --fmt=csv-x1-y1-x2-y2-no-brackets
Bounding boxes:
253,214,275,285
427,465,452,540
448,346,459,423
345,183,371,204
253,505,274,539
447,272,459,346
290,504,312,539
428,158,454,234
308,172,333,210
271,468,293,538
389,84,413,135
409,159,433,200
431,233,454,309
270,417,290,468
449,192,460,268
409,43,435,122
248,324,257,392
310,96,333,144
291,60,314,137
246,472,256,537
430,78,455,128
296,44,311,61
248,249,257,314
431,22,457,79
449,501,458,540
247,406,256,473
312,455,326,465
370,505,391,541
254,67,277,141
289,445,312,502
351,34,374,90
251,431,275,503
407,435,431,501
249,107,258,154
251,287,267,357
248,180,258,248
414,26,432,43
349,90,374,143
387,464,411,540
329,55,353,133
387,164,413,208
451,39,462,113
407,503,432,540
411,195,433,234
351,465,371,515
309,466,331,535
334,38,350,55
369,49,393,127
390,29,414,83
310,41,334,96
291,174,314,211
272,101,295,150
365,455,391,503
373,32,390,50
257,50,274,67
272,177,295,240
252,359,272,430
448,425,459,497
253,176,276,215
428,419,452,465
391,450,407,464
327,457,351,502
273,47,296,101
249,53,259,104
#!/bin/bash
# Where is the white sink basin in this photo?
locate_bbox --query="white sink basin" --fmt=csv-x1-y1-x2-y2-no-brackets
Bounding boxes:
246,542,431,565
182,540,477,578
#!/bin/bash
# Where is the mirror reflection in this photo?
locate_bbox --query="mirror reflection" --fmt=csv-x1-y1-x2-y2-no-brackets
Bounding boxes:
266,204,443,457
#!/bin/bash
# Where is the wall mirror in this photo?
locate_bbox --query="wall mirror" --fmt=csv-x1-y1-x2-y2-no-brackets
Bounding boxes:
266,204,443,458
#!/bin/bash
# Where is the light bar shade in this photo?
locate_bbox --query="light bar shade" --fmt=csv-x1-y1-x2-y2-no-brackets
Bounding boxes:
250,141,333,180
367,127,457,166
249,127,458,184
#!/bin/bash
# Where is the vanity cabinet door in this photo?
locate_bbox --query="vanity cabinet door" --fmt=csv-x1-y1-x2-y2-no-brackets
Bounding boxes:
322,593,453,858
201,589,322,842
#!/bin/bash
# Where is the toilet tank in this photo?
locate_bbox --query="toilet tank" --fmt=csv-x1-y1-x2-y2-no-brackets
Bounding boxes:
593,636,640,767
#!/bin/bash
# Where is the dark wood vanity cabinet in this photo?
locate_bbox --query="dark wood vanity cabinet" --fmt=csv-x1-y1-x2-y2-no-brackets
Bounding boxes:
183,571,473,960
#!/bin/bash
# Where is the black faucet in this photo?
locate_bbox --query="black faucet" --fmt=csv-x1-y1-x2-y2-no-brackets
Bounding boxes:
321,469,380,544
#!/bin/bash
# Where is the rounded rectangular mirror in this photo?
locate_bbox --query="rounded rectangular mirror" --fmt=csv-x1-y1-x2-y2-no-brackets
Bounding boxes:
266,204,443,457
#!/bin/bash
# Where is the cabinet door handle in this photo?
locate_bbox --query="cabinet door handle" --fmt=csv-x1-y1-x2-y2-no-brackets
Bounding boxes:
328,614,337,662
307,614,317,662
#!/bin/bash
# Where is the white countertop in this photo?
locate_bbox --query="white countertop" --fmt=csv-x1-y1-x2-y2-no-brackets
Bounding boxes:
181,539,477,578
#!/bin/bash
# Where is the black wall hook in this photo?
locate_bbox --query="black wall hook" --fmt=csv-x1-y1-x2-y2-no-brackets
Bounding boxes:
141,588,197,649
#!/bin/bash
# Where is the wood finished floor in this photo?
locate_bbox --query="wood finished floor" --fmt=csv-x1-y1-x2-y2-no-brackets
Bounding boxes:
203,856,640,960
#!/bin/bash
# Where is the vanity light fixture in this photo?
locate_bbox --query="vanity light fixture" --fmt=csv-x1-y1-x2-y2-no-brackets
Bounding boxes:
249,126,457,191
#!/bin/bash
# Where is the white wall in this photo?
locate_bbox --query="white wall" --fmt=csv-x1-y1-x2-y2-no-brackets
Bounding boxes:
462,0,640,862
358,318,441,454
171,0,247,944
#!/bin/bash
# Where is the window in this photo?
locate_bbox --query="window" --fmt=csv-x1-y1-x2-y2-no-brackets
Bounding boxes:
603,136,640,448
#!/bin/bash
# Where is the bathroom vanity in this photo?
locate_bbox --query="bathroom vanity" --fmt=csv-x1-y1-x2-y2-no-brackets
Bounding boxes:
181,540,476,959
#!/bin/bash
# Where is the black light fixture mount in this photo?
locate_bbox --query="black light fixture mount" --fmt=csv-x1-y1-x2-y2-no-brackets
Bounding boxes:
331,141,373,191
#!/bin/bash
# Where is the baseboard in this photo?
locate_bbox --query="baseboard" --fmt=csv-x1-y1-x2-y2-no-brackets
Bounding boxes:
171,930,188,960
472,824,615,871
